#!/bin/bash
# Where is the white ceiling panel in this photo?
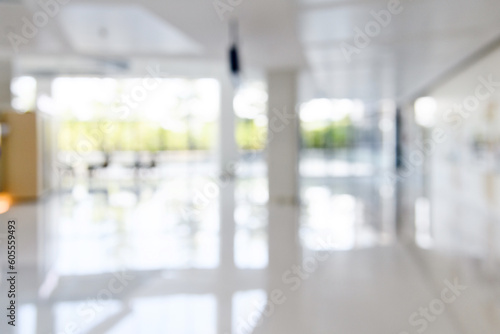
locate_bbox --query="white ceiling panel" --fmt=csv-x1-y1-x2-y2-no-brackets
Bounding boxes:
59,4,202,55
298,0,500,101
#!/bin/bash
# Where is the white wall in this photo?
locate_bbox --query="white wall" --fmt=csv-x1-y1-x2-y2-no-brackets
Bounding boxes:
429,46,500,272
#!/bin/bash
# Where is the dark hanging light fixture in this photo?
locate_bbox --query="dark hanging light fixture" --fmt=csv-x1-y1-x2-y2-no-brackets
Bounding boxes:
228,19,241,87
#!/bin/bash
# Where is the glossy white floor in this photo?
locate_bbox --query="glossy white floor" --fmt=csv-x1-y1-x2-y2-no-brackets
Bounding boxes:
1,174,500,334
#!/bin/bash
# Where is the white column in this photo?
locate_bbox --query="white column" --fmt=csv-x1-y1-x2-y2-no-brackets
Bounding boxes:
218,74,237,272
264,69,304,333
267,69,300,281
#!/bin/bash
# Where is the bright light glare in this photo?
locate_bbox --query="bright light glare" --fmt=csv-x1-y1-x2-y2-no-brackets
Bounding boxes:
11,76,37,112
161,120,187,133
37,94,55,114
332,99,354,121
300,98,332,122
300,98,360,123
52,77,220,123
234,83,267,119
414,97,437,128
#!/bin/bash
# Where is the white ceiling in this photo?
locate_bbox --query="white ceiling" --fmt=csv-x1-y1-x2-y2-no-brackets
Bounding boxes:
0,0,500,102
297,0,500,101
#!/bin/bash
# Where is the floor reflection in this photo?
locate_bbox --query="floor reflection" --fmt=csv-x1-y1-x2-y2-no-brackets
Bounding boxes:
56,180,220,274
235,177,268,269
106,295,217,334
301,177,395,251
2,159,500,334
